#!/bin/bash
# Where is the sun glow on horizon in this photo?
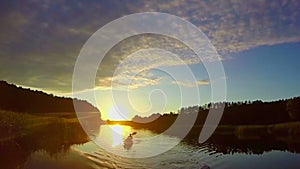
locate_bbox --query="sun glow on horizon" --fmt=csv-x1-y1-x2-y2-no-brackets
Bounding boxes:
107,105,130,121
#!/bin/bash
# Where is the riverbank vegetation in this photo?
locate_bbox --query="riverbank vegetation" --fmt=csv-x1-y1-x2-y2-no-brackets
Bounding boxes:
108,97,300,143
0,80,100,141
0,110,84,141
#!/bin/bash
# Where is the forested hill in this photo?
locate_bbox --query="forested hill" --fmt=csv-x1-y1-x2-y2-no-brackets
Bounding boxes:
0,80,99,114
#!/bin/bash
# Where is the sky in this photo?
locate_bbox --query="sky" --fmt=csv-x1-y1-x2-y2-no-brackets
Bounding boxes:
0,0,300,120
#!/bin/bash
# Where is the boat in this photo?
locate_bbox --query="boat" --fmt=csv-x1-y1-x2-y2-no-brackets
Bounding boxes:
123,132,136,150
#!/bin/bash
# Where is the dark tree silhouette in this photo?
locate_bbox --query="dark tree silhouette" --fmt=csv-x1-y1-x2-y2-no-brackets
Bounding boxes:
129,98,294,131
287,97,300,120
0,80,99,114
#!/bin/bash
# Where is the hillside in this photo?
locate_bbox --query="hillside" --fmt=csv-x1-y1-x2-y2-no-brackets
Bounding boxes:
0,80,100,114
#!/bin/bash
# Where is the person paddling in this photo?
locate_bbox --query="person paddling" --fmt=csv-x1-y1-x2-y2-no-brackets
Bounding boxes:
123,132,137,150
128,132,136,138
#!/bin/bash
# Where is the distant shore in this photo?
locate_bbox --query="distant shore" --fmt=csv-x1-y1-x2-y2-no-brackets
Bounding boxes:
107,120,300,143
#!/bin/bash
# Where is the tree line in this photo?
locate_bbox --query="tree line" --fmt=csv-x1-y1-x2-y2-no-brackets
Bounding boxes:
0,80,99,114
132,97,300,126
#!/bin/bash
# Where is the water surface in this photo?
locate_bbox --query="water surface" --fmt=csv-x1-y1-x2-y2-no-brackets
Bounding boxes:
2,124,300,169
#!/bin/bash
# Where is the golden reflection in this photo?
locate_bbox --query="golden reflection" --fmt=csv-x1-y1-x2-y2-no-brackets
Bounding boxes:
111,125,123,147
99,125,131,147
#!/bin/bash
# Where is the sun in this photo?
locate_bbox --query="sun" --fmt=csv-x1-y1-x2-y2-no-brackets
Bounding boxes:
108,105,130,121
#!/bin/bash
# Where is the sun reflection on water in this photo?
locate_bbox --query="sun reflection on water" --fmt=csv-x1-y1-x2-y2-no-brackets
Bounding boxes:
97,125,132,148
111,125,124,147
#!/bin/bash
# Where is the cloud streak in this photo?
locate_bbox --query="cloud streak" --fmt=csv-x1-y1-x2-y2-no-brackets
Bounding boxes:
172,80,210,88
96,46,201,90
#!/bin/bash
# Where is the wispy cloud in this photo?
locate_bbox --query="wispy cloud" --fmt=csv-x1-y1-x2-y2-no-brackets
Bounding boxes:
95,44,214,90
96,74,163,90
172,80,210,87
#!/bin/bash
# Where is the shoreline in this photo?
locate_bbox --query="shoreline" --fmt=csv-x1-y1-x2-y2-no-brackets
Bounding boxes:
1,110,300,144
107,120,300,143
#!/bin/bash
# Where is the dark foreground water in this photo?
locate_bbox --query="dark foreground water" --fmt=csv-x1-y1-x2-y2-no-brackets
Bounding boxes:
1,124,300,169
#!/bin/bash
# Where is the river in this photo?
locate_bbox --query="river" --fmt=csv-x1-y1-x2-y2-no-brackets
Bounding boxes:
2,124,300,169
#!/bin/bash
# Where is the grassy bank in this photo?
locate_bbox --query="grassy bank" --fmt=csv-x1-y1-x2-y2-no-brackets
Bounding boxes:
235,122,300,142
0,110,82,141
0,110,90,168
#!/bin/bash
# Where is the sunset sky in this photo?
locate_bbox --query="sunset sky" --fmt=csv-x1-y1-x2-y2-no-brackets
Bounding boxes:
1,0,299,120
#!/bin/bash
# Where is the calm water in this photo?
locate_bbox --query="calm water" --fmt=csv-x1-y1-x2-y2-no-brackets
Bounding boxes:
2,124,300,169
